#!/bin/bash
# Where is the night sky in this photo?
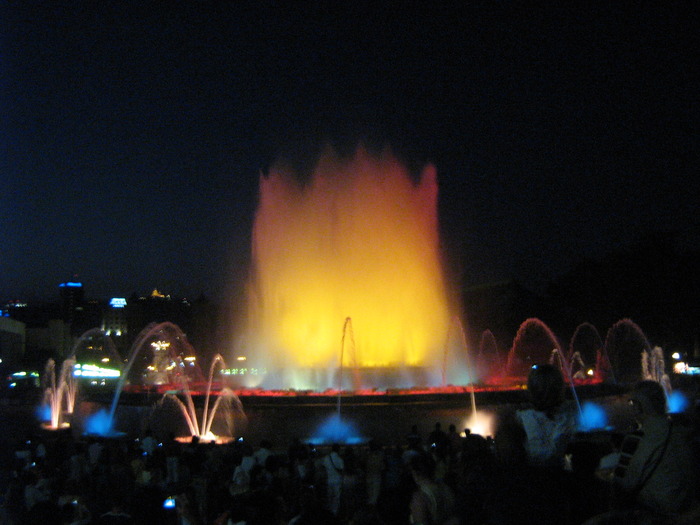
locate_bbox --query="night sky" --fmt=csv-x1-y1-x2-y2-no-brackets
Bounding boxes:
2,3,697,303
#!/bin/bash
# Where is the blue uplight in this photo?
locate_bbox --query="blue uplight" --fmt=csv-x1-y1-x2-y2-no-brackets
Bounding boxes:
667,390,689,414
36,404,51,422
578,401,608,431
84,409,114,436
308,413,366,445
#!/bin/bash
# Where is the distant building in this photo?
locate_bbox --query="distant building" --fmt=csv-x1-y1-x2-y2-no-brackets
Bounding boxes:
58,281,101,338
0,316,25,366
59,281,84,325
102,297,129,357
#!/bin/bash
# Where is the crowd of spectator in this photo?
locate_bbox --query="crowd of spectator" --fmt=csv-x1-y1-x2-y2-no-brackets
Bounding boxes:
1,367,699,524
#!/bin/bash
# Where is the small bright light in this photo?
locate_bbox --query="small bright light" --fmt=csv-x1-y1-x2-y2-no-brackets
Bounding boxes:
184,357,196,362
587,368,594,376
237,356,247,361
674,362,688,374
101,357,110,363
672,352,681,360
74,363,120,378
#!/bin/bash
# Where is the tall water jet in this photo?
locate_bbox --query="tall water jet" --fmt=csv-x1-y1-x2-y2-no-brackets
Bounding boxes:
642,346,672,397
41,358,77,429
244,146,454,391
441,316,475,388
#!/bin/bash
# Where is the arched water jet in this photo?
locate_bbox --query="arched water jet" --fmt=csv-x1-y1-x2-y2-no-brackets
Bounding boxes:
106,322,202,435
69,328,122,376
506,318,561,378
202,354,232,436
157,385,245,443
147,353,246,443
568,322,603,381
477,329,502,382
604,319,651,384
569,323,601,368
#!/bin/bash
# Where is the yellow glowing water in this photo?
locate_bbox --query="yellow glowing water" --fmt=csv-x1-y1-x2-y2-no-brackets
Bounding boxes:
247,147,454,388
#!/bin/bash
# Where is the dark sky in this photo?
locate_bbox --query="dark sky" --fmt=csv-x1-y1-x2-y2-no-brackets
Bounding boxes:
1,2,697,303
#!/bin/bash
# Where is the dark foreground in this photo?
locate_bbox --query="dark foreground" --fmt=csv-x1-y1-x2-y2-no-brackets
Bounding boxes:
1,380,698,524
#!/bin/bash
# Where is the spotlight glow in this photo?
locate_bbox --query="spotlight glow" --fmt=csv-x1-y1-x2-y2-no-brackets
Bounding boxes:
462,410,495,438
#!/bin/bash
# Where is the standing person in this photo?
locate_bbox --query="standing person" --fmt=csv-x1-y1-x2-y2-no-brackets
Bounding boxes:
364,440,384,506
322,444,345,516
480,413,573,525
446,424,462,460
408,452,458,525
139,429,158,457
254,439,273,468
163,432,181,487
427,423,448,452
584,380,699,524
516,364,578,468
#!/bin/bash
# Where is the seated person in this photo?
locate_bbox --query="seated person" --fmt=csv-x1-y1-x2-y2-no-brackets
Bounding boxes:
585,380,698,524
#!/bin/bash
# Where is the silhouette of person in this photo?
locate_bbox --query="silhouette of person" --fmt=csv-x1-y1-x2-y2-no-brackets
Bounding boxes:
584,380,699,524
516,364,577,468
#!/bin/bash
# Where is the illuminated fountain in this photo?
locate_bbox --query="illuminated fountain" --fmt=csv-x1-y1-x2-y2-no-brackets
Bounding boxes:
70,328,122,384
604,318,651,384
86,322,204,436
40,358,76,429
569,322,614,383
242,146,460,391
40,328,121,430
476,329,503,383
155,354,247,443
506,318,562,378
446,317,494,436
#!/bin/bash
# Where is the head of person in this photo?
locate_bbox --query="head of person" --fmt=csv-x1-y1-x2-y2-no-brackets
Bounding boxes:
527,364,565,415
630,380,667,420
409,452,436,483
